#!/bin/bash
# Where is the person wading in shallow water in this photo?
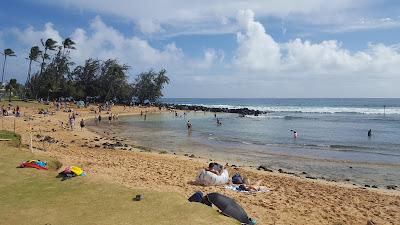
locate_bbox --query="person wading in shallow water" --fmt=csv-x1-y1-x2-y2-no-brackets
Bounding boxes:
290,129,298,139
186,120,192,136
368,129,372,137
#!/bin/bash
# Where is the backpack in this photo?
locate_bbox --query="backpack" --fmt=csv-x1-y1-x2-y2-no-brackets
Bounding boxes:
232,173,244,184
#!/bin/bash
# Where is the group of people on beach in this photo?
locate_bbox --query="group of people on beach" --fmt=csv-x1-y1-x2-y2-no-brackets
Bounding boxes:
203,162,266,192
66,113,85,131
1,104,21,117
93,104,120,125
140,110,147,120
182,111,223,133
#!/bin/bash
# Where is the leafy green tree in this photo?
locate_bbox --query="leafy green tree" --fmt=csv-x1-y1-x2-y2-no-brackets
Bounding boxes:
1,48,16,84
98,59,130,103
132,69,169,104
30,49,73,100
5,78,19,102
71,58,101,98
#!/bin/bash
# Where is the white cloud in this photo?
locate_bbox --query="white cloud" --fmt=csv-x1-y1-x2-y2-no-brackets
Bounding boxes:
11,23,63,47
234,9,281,71
325,17,400,33
233,10,400,77
192,49,225,69
137,19,164,35
39,0,372,36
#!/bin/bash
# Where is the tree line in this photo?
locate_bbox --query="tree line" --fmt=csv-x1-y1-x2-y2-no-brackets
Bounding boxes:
1,38,169,104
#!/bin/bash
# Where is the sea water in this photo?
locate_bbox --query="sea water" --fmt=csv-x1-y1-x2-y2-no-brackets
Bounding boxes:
105,99,400,187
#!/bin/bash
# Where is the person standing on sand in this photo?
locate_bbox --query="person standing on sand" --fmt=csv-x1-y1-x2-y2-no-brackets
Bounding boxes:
144,114,147,121
108,114,112,124
98,114,102,124
80,119,85,131
69,115,75,131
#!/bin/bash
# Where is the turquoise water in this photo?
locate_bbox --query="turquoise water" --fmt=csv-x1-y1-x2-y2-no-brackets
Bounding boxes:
105,99,400,187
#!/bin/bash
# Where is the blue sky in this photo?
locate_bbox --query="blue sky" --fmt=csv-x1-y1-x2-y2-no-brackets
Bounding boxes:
1,0,400,97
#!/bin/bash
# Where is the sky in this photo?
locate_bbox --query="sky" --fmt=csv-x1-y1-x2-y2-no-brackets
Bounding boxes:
0,0,400,98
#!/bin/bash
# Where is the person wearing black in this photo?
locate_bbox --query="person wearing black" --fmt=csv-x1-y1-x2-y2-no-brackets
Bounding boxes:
80,119,85,130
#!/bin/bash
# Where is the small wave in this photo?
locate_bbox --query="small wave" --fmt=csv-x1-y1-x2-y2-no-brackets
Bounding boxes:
245,115,284,119
182,104,400,115
329,144,369,150
284,116,316,120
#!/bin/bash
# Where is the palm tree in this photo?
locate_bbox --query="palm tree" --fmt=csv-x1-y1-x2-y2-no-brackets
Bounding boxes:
1,48,16,85
26,46,41,83
62,38,76,55
24,46,41,99
39,38,57,76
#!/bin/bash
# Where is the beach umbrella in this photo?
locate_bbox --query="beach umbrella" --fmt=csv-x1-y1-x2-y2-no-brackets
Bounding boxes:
205,193,253,224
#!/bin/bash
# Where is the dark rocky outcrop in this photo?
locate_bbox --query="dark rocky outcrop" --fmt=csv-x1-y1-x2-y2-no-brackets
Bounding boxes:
156,103,267,116
257,165,273,172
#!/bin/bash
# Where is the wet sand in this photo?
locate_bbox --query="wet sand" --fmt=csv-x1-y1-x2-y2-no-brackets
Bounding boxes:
4,102,400,225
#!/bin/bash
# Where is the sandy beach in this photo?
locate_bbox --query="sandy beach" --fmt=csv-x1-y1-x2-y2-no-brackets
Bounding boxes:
3,102,399,225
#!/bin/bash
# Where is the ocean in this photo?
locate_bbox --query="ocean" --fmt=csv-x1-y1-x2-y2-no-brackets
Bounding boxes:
100,98,400,187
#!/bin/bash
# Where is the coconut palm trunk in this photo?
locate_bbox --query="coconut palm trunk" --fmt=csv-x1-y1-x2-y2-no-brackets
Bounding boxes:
1,54,6,84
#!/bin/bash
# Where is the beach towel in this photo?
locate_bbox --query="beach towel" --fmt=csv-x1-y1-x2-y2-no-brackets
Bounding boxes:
224,185,269,193
19,162,48,170
63,166,85,176
19,160,48,170
69,166,84,176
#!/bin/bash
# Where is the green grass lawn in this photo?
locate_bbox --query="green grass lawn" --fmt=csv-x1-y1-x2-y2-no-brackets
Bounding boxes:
0,130,21,147
0,144,236,225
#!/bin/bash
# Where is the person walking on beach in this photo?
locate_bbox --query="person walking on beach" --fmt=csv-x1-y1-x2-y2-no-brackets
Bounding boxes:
69,115,75,131
80,119,85,131
98,114,102,124
368,129,372,137
144,114,147,121
108,114,112,124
